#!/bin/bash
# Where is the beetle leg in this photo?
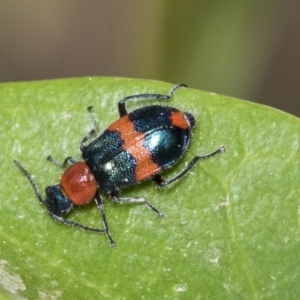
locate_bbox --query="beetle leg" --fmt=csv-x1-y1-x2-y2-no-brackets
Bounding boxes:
87,106,99,134
80,106,99,150
111,195,164,217
94,192,116,247
47,155,77,168
80,128,97,150
117,83,187,117
51,213,106,234
153,146,226,187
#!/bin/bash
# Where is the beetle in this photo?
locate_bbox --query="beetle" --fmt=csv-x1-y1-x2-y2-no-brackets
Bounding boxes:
14,84,225,247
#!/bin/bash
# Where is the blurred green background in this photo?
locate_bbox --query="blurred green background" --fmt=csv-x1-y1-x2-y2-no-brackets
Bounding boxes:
0,1,299,116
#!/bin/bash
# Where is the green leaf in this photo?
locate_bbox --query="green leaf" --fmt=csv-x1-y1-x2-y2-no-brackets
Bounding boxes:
1,77,299,299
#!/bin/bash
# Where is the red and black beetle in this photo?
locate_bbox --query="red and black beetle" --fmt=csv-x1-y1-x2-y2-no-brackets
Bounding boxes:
14,84,225,246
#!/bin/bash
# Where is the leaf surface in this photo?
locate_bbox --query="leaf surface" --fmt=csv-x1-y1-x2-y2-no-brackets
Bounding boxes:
0,77,299,299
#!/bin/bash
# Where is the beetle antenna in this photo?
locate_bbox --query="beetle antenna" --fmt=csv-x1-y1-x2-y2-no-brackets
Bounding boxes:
13,160,44,204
